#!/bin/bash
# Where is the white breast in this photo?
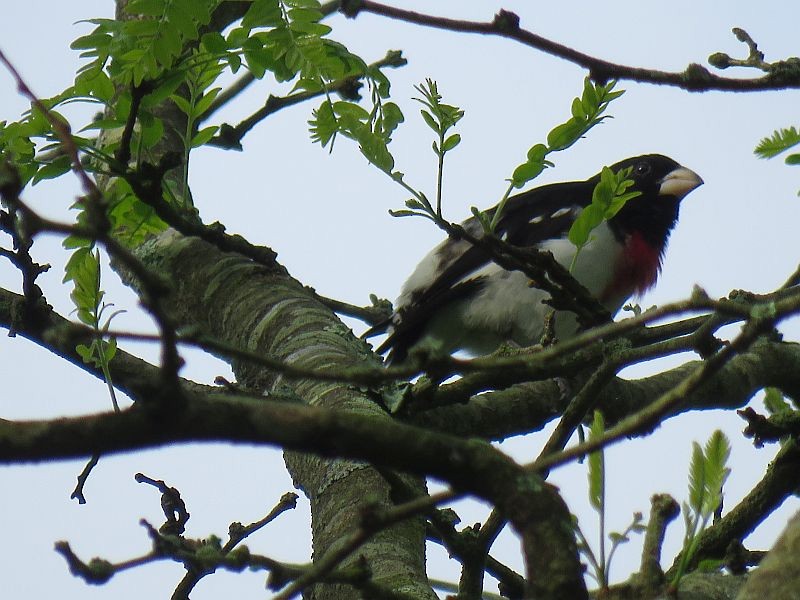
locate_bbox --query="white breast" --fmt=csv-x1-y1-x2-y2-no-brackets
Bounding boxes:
396,222,628,356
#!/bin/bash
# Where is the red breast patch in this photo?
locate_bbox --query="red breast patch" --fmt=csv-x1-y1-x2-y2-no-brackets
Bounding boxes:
601,231,662,302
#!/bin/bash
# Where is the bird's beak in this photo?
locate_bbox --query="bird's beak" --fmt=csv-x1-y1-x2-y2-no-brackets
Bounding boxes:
658,166,703,199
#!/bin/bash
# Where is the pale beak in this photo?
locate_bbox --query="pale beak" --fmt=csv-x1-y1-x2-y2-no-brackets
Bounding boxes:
659,166,704,199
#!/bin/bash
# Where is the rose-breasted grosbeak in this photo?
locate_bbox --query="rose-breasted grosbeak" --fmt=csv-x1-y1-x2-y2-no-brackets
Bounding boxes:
376,154,703,364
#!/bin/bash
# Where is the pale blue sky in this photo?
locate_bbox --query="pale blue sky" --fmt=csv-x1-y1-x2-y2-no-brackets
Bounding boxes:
1,2,799,598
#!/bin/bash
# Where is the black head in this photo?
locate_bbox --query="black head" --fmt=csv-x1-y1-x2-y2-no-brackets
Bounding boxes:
603,154,703,249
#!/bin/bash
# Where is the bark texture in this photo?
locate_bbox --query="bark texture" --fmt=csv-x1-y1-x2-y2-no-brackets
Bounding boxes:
135,231,435,599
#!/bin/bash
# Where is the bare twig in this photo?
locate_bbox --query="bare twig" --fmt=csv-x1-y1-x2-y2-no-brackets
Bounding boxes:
341,3,800,92
135,473,191,534
172,491,299,597
70,454,100,504
272,490,455,600
530,307,797,471
639,494,680,589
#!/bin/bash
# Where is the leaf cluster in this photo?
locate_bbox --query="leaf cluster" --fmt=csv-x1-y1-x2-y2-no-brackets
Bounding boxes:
755,126,800,164
567,165,641,255
575,411,646,590
310,98,403,174
62,248,120,379
384,79,464,221
0,0,399,330
482,79,624,233
672,430,731,587
509,78,623,191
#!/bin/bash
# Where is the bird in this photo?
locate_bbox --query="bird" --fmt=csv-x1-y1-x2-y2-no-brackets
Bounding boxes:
375,154,703,364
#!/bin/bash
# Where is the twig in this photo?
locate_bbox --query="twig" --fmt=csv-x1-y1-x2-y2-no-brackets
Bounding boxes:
135,473,191,534
70,454,100,504
272,490,455,600
780,263,800,290
341,2,800,92
172,491,299,597
536,359,621,477
531,308,785,474
0,52,184,392
426,510,525,598
639,494,680,589
314,291,392,326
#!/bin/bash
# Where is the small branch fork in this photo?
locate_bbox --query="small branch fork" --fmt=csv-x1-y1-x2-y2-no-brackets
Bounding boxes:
54,482,304,596
340,2,800,92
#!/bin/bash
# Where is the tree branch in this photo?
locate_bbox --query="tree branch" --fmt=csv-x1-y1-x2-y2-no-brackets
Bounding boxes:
340,2,800,92
0,388,586,598
412,339,800,440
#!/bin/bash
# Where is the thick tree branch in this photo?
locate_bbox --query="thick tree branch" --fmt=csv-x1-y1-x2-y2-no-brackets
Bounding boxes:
413,339,800,440
736,509,800,600
0,388,586,599
0,287,212,403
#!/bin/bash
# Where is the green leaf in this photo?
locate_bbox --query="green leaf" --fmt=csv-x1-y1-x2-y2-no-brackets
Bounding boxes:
546,120,582,151
568,166,639,248
169,5,199,40
126,0,166,16
442,133,461,152
103,337,118,362
527,143,548,163
755,126,800,159
763,387,791,415
171,95,193,116
76,343,95,363
358,131,394,173
71,32,113,51
333,101,369,120
568,203,602,247
511,160,545,188
688,440,706,512
63,235,92,250
571,96,586,120
419,109,438,133
79,119,126,132
288,7,324,24
191,125,219,148
201,32,228,54
309,100,336,146
380,102,404,137
193,87,222,119
701,430,731,517
31,156,72,184
587,410,605,511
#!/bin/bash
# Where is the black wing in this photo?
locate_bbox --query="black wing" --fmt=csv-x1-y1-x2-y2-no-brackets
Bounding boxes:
379,178,596,362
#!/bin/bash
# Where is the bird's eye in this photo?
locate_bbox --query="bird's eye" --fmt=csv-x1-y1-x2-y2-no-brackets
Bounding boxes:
634,162,651,176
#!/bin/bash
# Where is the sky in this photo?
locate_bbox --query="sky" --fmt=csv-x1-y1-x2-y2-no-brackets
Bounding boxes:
1,2,799,598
